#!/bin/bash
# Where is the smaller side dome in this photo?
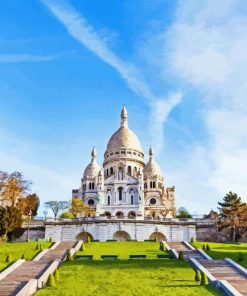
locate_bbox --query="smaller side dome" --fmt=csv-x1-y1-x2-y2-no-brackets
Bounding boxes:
144,147,162,177
83,147,101,179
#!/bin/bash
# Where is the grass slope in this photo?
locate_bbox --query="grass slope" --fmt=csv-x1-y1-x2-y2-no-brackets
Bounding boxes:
77,241,164,259
0,241,52,271
193,242,247,268
36,260,221,296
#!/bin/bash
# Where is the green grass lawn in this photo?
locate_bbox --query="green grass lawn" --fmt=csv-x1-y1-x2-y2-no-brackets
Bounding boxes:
36,242,221,296
0,241,52,271
192,241,247,268
36,260,222,296
77,241,164,259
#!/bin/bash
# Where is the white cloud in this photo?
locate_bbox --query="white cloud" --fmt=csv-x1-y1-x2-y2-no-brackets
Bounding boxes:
0,54,57,63
165,0,247,202
41,0,182,154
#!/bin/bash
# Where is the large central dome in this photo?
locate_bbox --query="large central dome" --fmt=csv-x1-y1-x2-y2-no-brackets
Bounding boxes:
105,106,143,153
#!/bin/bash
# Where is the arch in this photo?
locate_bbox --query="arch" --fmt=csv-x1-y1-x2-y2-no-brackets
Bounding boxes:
88,199,95,206
149,232,166,242
127,165,131,175
118,167,124,180
110,167,114,175
76,231,94,242
113,230,131,241
115,211,124,219
128,211,136,219
104,211,111,218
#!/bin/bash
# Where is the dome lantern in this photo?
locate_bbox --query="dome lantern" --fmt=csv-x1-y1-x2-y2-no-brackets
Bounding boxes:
121,105,128,127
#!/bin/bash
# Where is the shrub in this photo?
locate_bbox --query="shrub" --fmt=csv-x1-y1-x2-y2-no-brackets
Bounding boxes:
191,237,195,243
54,269,60,281
178,251,184,261
49,237,53,243
194,270,201,282
39,244,42,251
159,242,164,251
202,244,206,251
60,211,75,219
21,254,25,259
36,243,39,250
81,244,86,252
200,272,209,285
47,273,56,287
87,236,91,244
66,252,73,262
237,252,244,262
206,244,211,251
5,254,12,262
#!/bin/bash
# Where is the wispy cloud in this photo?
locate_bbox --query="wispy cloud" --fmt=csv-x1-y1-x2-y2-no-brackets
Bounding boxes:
0,54,58,64
41,0,182,154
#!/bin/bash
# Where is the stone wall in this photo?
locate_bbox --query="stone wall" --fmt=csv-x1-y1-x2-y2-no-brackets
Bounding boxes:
45,220,196,242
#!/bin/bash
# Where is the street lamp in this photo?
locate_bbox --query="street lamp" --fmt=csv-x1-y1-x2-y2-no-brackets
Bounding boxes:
26,209,32,242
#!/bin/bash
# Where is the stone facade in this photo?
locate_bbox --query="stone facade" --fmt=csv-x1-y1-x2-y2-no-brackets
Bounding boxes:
45,219,196,242
72,106,176,219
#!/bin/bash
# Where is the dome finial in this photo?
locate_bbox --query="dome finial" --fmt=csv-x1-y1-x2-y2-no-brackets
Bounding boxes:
91,146,96,160
149,146,154,159
121,105,128,127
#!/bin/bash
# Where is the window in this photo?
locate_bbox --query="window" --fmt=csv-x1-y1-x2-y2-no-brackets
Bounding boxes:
118,167,124,180
88,199,94,206
115,151,119,154
118,187,123,201
106,169,109,177
108,195,110,205
127,166,131,175
153,181,155,188
127,151,131,154
89,183,92,190
131,195,134,205
92,182,95,190
150,198,156,205
110,167,114,175
144,183,147,189
121,151,125,154
150,181,152,188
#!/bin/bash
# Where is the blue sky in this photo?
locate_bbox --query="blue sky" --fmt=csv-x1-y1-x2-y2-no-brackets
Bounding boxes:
0,0,246,216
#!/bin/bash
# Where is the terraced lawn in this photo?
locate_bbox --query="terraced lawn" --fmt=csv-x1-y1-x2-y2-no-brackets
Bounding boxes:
0,241,52,271
36,242,222,296
192,241,247,268
76,241,164,259
36,260,222,296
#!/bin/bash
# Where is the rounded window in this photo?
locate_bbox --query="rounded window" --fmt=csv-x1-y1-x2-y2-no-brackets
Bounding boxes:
150,198,156,205
88,199,95,206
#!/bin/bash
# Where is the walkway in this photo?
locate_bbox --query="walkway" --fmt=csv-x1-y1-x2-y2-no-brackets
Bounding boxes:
0,241,75,296
167,242,247,296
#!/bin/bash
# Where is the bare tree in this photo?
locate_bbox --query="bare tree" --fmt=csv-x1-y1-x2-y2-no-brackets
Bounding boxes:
44,201,70,220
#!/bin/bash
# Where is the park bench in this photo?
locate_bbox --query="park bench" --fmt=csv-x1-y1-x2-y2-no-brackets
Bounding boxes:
144,240,155,242
101,255,118,260
157,254,173,259
76,255,93,260
129,255,147,259
106,239,117,242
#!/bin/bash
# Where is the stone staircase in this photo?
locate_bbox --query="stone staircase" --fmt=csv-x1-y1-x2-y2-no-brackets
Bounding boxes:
167,242,247,296
0,241,75,296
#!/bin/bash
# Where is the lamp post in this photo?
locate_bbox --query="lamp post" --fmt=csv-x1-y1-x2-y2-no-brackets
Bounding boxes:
26,209,32,242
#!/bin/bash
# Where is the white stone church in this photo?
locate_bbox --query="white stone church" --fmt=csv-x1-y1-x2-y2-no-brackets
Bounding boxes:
72,106,176,219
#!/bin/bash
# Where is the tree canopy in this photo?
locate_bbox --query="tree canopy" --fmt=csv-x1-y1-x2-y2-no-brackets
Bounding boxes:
71,197,95,217
176,207,192,218
218,191,247,242
0,206,23,241
45,201,70,219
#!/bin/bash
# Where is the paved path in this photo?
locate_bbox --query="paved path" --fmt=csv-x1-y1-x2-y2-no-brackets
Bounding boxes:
167,242,247,296
0,241,75,296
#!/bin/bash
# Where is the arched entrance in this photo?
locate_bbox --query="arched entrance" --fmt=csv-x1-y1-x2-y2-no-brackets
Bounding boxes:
76,231,94,242
149,232,166,242
113,231,131,241
128,211,136,219
115,211,124,219
104,211,111,218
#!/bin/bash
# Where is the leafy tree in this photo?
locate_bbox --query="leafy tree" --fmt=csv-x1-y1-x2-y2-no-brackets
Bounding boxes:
17,193,40,218
237,252,244,263
195,270,201,282
178,251,184,261
200,272,209,285
0,206,23,241
218,191,247,242
6,254,12,262
47,274,56,287
0,171,31,206
44,201,70,220
60,211,75,219
70,197,95,217
176,207,192,218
